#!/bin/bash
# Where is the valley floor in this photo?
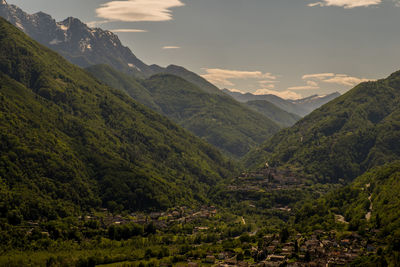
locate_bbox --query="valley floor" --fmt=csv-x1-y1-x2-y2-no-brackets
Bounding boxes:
0,167,388,267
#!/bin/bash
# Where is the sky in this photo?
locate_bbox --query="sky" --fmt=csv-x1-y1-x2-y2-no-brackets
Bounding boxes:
7,0,400,99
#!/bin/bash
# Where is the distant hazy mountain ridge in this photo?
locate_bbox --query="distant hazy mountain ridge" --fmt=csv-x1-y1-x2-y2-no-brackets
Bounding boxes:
223,89,340,117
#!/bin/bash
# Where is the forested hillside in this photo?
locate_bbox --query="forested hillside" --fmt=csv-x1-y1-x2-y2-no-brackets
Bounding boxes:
0,18,235,222
293,161,400,264
245,100,301,127
88,65,281,157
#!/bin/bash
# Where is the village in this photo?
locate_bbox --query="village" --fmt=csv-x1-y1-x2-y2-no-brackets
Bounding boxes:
18,167,379,267
176,229,374,267
228,166,307,194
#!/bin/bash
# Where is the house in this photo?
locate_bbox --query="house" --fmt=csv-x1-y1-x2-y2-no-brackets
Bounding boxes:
340,239,350,246
205,255,216,264
266,246,276,253
267,255,286,262
218,253,226,260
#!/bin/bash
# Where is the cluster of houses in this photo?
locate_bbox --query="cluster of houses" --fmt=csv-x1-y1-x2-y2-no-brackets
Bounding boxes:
182,230,372,267
77,205,218,229
258,231,367,266
231,168,306,193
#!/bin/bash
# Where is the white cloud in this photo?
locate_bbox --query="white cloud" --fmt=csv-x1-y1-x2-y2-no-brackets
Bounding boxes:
111,29,147,33
224,88,246,94
162,46,181,49
253,89,302,100
96,0,185,22
259,80,279,85
308,0,382,8
303,72,373,87
201,68,277,87
302,73,335,80
307,80,319,87
262,84,276,89
288,85,320,90
86,20,109,27
323,76,372,86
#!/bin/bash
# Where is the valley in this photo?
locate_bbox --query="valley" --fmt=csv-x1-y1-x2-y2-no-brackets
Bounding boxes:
0,0,399,266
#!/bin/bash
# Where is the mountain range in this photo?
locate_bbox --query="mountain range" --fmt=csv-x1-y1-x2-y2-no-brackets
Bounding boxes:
0,1,296,158
223,89,340,117
1,2,400,265
86,64,283,157
0,17,236,219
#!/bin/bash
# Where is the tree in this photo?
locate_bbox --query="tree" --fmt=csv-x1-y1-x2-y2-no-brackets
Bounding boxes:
280,227,289,243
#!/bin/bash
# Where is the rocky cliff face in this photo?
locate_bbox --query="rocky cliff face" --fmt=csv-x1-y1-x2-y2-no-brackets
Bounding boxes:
0,1,153,76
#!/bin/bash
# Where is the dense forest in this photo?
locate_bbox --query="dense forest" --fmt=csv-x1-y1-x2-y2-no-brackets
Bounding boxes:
87,65,281,158
0,18,236,222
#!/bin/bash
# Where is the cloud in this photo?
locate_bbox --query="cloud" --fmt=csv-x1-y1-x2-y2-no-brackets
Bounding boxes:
86,20,109,27
288,85,320,90
96,0,185,22
262,84,276,89
201,68,277,87
302,73,335,80
307,80,319,87
308,0,382,8
259,80,279,85
302,72,373,87
162,46,181,49
111,29,147,33
224,88,246,94
253,89,302,100
323,76,372,86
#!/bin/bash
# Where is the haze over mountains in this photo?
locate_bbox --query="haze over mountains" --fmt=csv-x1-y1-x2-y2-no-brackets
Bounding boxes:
223,89,340,117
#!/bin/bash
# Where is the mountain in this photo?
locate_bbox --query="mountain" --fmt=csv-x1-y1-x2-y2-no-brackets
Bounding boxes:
0,1,226,96
85,64,161,112
0,1,154,77
149,64,225,95
244,70,400,183
0,17,236,221
289,92,341,113
87,65,281,157
244,100,301,127
223,89,340,117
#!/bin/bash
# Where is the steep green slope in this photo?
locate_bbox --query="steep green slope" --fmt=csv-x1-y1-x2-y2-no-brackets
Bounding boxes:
245,71,400,182
151,64,225,95
87,65,281,158
86,64,160,112
0,18,235,221
293,161,400,265
245,100,301,127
